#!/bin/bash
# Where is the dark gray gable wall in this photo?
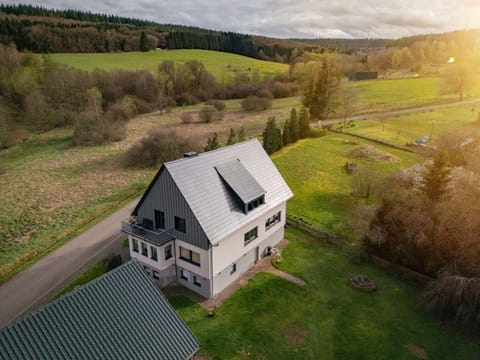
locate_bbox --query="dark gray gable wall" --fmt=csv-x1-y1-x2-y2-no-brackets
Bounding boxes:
136,167,210,250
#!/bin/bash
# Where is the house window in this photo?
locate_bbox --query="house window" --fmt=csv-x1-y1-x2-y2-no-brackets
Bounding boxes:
244,227,258,246
150,246,158,261
141,242,148,257
165,244,172,260
247,195,265,212
154,210,165,230
152,270,160,280
143,266,150,275
230,263,237,275
179,246,200,266
132,238,139,253
175,216,186,233
193,276,201,287
265,211,281,231
180,269,189,281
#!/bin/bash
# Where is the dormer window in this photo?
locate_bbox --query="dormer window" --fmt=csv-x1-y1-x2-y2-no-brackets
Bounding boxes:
215,159,266,214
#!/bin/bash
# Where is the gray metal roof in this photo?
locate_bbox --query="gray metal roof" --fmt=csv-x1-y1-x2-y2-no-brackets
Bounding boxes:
0,261,200,360
215,159,266,205
164,139,293,245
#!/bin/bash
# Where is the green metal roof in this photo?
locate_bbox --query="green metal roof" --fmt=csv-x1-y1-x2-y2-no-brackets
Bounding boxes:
0,261,200,360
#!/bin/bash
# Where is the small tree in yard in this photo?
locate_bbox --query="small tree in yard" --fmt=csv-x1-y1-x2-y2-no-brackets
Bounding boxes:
199,105,223,123
298,107,310,139
262,116,282,154
420,152,451,202
288,108,299,143
237,126,246,142
226,128,236,146
442,63,473,101
204,133,220,151
282,118,291,145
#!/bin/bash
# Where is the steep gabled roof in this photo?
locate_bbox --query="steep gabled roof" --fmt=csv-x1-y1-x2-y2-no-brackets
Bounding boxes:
0,261,200,360
161,139,293,245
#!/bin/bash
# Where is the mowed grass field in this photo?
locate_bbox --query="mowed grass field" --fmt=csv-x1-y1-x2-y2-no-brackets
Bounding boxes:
50,50,288,82
170,227,479,359
348,76,480,115
345,103,480,147
272,134,419,231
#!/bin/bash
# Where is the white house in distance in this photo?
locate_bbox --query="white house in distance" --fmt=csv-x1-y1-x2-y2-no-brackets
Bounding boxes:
122,139,293,298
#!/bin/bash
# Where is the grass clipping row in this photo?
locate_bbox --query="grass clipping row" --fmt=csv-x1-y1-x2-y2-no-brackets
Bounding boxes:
348,145,398,162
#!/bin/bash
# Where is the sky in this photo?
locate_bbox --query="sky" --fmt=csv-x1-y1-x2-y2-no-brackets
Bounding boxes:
4,0,480,39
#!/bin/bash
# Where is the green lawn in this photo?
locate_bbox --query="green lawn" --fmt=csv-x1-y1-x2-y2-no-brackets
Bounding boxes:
345,103,480,147
170,227,479,359
347,77,480,115
272,134,419,231
50,50,288,82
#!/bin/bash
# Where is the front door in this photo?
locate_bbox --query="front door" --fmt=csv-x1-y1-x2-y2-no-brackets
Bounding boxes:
254,246,260,263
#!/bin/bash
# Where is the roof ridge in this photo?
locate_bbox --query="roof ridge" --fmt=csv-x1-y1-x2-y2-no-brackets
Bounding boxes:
164,138,261,167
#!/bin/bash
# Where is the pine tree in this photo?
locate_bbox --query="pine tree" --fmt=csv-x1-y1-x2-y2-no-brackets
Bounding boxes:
263,116,282,155
204,133,220,152
226,128,236,145
140,31,148,52
420,152,451,202
298,107,310,138
288,108,299,142
282,118,291,145
237,126,246,142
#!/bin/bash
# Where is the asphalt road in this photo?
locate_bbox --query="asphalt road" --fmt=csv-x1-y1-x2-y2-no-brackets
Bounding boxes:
0,198,139,328
314,97,480,126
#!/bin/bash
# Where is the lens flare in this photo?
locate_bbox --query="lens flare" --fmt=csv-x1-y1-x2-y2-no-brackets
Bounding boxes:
447,57,456,64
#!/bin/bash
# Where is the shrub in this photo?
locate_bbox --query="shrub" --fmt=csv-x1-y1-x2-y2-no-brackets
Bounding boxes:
241,96,272,112
206,99,226,111
256,88,274,99
124,127,202,168
180,112,194,124
102,253,123,272
424,276,480,324
271,82,292,98
199,105,223,123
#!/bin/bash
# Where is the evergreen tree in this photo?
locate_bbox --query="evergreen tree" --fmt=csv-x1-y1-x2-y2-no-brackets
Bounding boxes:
226,128,236,145
282,118,291,145
420,152,451,202
262,116,282,155
139,31,148,52
237,126,246,142
298,107,310,138
204,132,220,152
288,108,299,142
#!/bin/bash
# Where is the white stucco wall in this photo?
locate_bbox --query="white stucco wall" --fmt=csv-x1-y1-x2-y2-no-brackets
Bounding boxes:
212,202,286,275
128,235,176,271
175,239,211,279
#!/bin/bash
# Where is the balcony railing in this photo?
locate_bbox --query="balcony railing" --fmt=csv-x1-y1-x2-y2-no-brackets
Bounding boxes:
121,220,175,246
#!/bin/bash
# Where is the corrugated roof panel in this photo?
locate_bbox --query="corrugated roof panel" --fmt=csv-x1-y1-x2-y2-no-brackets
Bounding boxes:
165,139,293,245
0,261,200,360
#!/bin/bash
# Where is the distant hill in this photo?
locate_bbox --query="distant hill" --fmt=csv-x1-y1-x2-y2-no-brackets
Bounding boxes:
0,4,477,63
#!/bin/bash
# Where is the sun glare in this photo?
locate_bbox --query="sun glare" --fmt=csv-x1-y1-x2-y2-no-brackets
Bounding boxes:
447,57,456,64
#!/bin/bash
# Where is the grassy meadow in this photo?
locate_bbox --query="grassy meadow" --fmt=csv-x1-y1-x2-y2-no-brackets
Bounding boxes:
348,76,480,115
344,103,480,147
50,50,289,82
170,227,480,359
272,134,418,231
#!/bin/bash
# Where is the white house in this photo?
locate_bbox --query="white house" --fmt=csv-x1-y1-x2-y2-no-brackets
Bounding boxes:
122,139,293,298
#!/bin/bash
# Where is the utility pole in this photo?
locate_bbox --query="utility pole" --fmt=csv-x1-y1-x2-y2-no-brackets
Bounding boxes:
430,119,436,138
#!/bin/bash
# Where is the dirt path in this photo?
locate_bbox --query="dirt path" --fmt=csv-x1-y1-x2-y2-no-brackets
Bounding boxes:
0,198,139,328
315,98,480,127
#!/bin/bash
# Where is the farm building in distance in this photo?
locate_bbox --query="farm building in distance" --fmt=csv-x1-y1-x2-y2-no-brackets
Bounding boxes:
122,139,293,299
349,71,378,81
